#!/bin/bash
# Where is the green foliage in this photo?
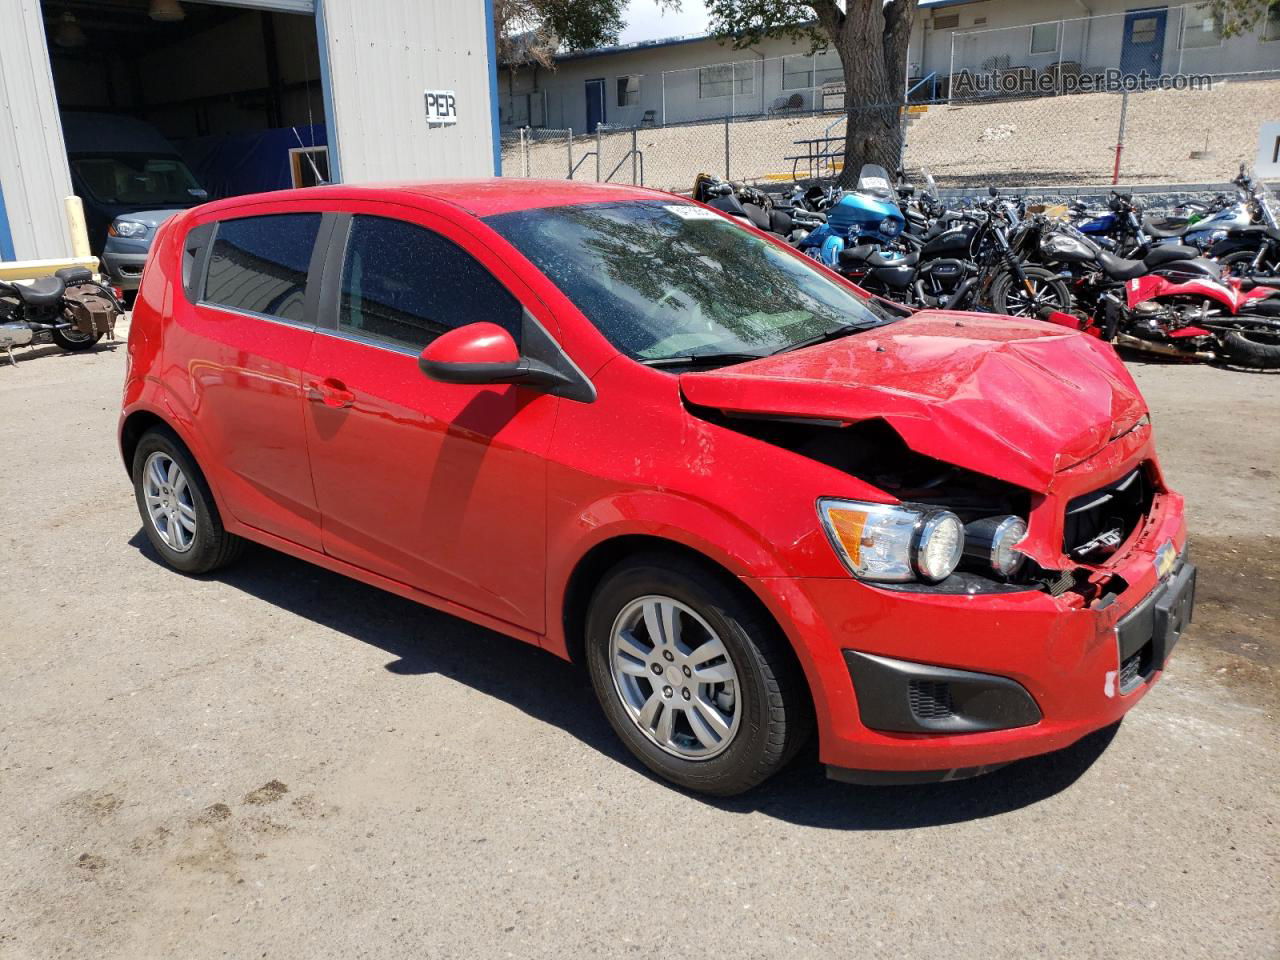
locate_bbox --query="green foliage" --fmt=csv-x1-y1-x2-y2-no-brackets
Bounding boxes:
704,0,826,51
1201,0,1279,38
496,0,681,67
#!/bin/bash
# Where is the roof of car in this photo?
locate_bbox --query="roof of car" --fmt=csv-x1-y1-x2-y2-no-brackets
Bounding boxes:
198,179,679,219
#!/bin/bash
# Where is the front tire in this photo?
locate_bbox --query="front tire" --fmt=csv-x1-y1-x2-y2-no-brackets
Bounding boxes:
132,427,243,574
585,554,812,795
989,266,1072,319
1218,321,1280,369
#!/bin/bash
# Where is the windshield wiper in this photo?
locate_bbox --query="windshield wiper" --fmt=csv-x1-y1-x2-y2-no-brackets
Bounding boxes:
639,352,769,368
771,322,869,356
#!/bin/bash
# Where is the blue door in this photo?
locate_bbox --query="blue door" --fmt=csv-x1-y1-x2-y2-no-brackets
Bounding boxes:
1121,8,1167,77
584,79,606,133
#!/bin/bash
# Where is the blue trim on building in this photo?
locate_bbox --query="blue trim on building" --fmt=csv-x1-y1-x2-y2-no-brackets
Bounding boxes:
484,0,502,175
314,0,342,183
0,182,15,261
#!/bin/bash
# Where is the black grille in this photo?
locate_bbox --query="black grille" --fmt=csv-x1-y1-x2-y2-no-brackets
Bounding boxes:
1063,466,1153,562
908,680,954,720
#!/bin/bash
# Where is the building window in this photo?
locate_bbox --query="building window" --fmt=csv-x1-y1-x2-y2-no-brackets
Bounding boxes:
1029,21,1059,55
1263,4,1280,40
932,13,960,30
617,74,640,106
288,147,329,188
783,50,842,90
698,62,753,99
1182,9,1223,48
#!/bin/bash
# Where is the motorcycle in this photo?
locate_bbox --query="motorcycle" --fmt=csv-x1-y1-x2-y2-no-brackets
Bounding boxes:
1035,218,1280,368
798,164,907,266
692,173,822,245
1209,166,1280,281
0,267,122,364
838,191,1071,317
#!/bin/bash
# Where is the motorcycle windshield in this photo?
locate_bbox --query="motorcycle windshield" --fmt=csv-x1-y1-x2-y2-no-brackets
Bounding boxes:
921,166,938,200
855,164,895,201
1256,177,1280,229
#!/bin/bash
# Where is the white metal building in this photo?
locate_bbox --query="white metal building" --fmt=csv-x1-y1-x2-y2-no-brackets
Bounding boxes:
0,0,501,263
498,0,1280,131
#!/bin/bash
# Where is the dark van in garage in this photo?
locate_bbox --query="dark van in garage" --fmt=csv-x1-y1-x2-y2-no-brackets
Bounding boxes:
62,112,208,290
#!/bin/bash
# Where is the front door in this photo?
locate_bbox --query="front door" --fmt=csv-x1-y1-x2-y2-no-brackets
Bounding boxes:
1121,7,1167,77
585,78,606,133
301,206,556,632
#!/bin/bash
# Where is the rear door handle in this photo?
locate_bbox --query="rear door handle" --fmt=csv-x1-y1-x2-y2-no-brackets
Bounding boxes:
306,377,355,409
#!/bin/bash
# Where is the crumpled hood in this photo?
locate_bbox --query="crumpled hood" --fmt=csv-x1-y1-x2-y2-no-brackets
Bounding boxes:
679,312,1148,493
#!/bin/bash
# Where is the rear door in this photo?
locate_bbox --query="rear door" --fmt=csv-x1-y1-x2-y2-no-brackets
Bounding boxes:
301,204,557,632
170,207,327,550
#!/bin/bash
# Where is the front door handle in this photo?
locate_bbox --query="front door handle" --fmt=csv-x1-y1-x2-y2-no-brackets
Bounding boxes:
306,377,355,409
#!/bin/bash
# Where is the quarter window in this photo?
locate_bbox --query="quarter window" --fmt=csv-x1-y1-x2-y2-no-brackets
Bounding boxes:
338,215,522,351
203,213,320,323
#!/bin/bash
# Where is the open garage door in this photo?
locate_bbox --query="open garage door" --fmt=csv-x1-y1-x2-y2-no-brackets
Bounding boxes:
42,0,328,287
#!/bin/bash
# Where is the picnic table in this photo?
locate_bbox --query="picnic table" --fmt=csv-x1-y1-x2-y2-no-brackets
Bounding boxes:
784,133,846,182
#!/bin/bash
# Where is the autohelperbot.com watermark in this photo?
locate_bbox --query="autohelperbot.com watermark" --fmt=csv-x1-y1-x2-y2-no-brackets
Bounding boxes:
953,69,1213,97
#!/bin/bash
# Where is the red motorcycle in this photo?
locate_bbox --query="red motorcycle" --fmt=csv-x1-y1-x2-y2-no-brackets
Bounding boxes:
1035,221,1280,368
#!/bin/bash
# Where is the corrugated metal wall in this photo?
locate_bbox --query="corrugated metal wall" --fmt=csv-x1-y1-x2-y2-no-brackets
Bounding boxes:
0,0,75,260
318,0,497,183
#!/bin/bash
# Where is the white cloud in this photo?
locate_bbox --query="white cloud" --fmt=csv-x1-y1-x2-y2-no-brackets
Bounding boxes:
618,0,711,45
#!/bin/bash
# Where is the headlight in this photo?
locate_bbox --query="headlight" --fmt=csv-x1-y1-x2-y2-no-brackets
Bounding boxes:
110,220,148,238
963,515,1028,577
818,499,964,583
879,216,902,236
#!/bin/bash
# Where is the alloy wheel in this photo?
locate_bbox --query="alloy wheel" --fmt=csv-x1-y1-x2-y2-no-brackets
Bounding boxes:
1003,277,1061,317
142,451,197,553
608,595,742,760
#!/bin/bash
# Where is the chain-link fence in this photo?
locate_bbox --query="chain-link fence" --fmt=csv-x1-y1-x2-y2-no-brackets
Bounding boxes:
501,71,1279,194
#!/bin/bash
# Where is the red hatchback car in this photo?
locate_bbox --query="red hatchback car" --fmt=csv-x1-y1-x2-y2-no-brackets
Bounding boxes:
120,179,1194,795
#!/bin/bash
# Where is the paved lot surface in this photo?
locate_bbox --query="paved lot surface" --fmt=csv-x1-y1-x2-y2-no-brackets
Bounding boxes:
1,333,1276,960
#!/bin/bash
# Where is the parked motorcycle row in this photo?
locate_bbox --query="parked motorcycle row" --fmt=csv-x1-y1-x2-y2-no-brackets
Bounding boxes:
693,164,1280,369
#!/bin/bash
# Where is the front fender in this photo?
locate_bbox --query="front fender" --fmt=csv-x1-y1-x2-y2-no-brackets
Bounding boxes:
543,489,795,659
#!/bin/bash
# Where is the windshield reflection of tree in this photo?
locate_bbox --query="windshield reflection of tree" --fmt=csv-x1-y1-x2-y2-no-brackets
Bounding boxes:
562,205,845,357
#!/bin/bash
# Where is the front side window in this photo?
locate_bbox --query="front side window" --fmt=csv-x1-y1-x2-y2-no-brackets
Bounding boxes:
486,201,888,364
338,215,522,352
203,213,320,323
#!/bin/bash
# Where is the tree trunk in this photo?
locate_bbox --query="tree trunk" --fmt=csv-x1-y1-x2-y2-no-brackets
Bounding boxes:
814,0,917,187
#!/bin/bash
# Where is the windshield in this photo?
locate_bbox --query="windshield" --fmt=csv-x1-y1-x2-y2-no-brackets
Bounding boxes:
855,164,895,201
484,201,888,363
71,154,205,206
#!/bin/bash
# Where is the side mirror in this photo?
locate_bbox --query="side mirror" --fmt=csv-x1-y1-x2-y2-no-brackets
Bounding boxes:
418,321,572,390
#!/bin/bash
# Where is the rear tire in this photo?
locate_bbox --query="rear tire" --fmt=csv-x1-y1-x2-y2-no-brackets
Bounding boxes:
584,553,812,796
132,427,244,574
51,326,103,352
1220,249,1277,281
989,266,1072,319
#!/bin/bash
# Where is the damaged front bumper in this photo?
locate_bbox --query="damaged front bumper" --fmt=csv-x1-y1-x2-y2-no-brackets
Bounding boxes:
745,477,1190,785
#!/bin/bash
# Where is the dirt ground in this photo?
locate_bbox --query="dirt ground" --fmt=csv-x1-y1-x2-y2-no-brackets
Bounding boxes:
0,330,1276,960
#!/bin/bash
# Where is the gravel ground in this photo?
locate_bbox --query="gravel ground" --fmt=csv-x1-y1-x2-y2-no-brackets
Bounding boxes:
505,76,1280,191
0,331,1277,960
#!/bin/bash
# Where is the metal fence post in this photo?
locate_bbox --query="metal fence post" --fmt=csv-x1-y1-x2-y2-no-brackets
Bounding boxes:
520,127,528,177
631,127,638,185
567,127,573,180
1111,91,1129,185
661,71,667,126
596,125,602,182
724,117,730,179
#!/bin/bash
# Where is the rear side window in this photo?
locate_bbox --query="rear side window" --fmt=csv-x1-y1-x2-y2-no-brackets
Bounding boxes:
338,215,522,351
203,213,321,323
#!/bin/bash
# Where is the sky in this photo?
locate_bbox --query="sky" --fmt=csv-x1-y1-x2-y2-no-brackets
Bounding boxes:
617,0,711,44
